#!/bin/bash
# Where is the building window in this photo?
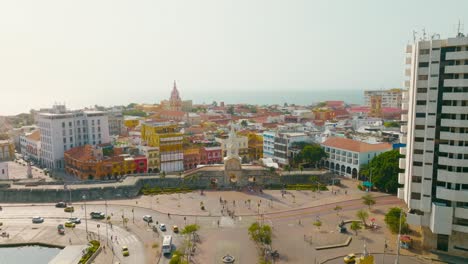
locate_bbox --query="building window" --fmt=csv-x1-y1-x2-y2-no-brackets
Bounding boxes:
411,192,421,200
418,75,428,80
62,122,65,128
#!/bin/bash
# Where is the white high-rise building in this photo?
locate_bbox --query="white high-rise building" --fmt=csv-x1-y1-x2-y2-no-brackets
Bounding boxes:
364,88,404,108
38,105,110,169
400,34,468,254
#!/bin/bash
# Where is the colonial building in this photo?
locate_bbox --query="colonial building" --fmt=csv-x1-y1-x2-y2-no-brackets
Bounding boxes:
321,137,392,178
141,121,183,172
64,145,147,180
215,132,249,163
160,81,193,112
19,130,41,163
0,140,15,161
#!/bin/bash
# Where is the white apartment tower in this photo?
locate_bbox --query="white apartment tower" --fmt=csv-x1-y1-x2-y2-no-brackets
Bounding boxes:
38,105,110,169
400,34,468,254
364,88,404,108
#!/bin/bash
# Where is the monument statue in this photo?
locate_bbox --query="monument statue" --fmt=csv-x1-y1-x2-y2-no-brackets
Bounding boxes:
224,124,242,172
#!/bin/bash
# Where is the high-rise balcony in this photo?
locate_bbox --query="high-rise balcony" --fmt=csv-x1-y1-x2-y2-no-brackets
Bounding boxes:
407,209,423,226
436,187,468,202
452,224,468,233
442,106,468,114
438,157,468,167
397,187,405,199
399,147,406,155
446,51,468,60
455,207,468,219
401,102,409,111
398,172,405,184
399,158,406,170
430,202,453,235
400,135,407,144
439,144,468,154
437,170,468,184
401,114,408,122
404,80,410,89
405,45,413,53
402,91,409,100
445,65,468,74
444,79,468,87
443,93,468,100
441,119,468,127
405,68,411,77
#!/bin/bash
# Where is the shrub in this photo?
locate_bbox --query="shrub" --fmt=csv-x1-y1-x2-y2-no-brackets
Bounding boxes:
78,240,100,264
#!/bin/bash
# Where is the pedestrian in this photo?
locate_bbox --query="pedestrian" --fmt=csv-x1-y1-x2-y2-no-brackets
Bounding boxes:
111,235,113,240
168,213,170,218
217,220,220,227
304,234,306,241
345,190,348,195
69,238,72,244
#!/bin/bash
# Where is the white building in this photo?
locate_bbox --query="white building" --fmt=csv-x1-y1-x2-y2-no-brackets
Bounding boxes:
19,130,41,163
399,35,468,254
37,106,110,169
262,131,276,158
107,110,125,136
321,137,392,178
364,88,404,108
273,132,311,166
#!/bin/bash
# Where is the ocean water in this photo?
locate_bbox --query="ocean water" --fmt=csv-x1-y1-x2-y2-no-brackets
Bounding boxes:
182,89,365,106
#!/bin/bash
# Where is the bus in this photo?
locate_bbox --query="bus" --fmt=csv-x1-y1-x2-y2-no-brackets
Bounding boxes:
162,235,172,254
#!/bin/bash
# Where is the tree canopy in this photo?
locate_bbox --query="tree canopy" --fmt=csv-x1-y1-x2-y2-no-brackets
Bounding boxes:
122,109,147,117
384,121,400,128
181,224,200,235
384,207,409,234
248,222,272,245
294,144,327,168
359,149,402,193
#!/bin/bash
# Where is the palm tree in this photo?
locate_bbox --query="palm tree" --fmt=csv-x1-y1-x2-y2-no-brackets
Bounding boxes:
356,209,369,227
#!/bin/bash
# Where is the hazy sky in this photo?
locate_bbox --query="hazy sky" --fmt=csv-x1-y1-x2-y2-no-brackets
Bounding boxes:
1,0,467,115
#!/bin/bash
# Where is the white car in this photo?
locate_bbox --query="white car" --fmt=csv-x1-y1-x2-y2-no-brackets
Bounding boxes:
143,215,153,223
159,223,166,231
32,216,44,223
68,217,81,224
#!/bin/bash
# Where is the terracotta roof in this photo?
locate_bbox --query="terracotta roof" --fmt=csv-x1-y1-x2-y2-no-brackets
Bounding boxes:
160,110,186,117
322,137,392,153
26,130,41,141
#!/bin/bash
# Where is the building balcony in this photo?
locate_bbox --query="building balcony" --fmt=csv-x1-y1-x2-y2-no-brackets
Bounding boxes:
405,45,413,53
398,172,405,184
397,187,405,199
439,144,468,154
452,225,468,233
399,158,406,170
405,68,411,77
438,157,468,167
399,147,406,155
442,106,468,114
441,119,468,128
407,210,423,226
400,125,407,133
443,92,468,100
400,135,407,144
401,102,409,111
445,65,468,74
455,207,468,220
430,202,453,235
416,80,428,88
446,51,468,60
405,56,412,65
444,79,468,87
437,170,468,184
401,114,408,122
436,187,468,202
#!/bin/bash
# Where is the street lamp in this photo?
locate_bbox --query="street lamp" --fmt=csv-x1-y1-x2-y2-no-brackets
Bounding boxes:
105,199,109,246
82,194,88,240
395,208,403,264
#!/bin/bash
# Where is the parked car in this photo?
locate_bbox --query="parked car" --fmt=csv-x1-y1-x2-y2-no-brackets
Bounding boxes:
122,246,130,257
343,253,356,263
55,202,67,208
68,217,81,224
64,206,74,213
143,215,153,223
172,225,179,233
90,212,105,219
64,221,76,228
159,223,167,231
57,224,65,235
32,216,44,223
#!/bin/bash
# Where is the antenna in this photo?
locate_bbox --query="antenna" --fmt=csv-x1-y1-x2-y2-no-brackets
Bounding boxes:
422,28,427,40
412,30,418,43
455,20,465,37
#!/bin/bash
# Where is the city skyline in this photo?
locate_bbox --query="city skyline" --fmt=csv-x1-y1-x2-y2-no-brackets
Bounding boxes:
1,0,467,115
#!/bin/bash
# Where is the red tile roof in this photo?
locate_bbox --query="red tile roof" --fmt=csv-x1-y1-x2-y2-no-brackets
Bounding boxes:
26,130,41,141
322,137,392,153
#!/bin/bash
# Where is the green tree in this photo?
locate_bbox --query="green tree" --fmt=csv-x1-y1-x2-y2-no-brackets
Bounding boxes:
169,250,188,264
122,109,147,117
359,150,402,193
362,194,376,209
240,120,248,127
384,121,400,128
313,220,322,230
248,222,272,245
334,205,343,215
356,209,369,226
294,144,327,168
350,221,362,235
126,103,138,109
384,207,409,234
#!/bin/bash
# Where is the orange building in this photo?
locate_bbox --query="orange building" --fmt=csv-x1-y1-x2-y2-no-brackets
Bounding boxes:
64,145,147,180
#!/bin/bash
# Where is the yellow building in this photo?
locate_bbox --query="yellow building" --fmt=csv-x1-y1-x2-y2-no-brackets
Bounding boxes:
141,122,184,172
0,140,15,161
238,131,263,161
123,117,142,130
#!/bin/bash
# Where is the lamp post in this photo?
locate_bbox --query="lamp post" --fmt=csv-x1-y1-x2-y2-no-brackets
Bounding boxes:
395,208,403,264
82,194,88,240
105,199,109,246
